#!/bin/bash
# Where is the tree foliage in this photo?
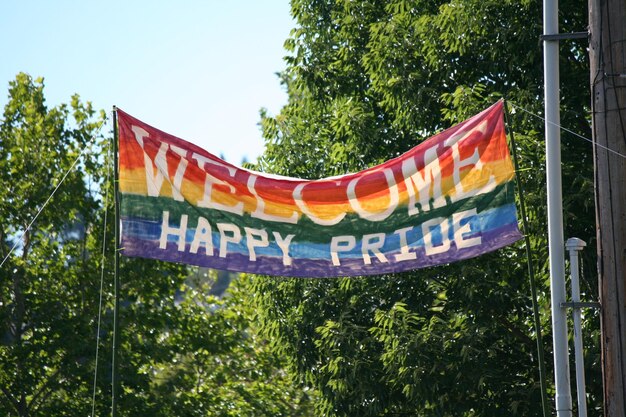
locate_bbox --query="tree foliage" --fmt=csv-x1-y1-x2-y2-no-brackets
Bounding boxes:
0,73,107,416
145,272,316,417
0,74,315,417
253,0,599,416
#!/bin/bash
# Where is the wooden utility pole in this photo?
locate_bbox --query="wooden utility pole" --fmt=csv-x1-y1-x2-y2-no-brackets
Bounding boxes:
588,0,626,414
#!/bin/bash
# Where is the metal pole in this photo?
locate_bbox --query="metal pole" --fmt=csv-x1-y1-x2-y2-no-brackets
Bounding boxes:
542,0,573,415
504,102,551,417
566,238,588,417
112,106,120,417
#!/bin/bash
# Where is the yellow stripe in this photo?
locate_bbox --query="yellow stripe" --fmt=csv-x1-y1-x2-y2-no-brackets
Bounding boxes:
121,158,514,214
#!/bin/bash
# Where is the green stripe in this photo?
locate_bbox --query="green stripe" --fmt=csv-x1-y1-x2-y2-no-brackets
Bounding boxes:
121,181,516,244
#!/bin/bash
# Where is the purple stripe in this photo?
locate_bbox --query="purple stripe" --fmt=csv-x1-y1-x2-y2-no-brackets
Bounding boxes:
121,223,522,278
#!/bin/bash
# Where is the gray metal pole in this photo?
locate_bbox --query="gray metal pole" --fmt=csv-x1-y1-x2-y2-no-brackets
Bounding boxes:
566,238,588,417
542,0,573,415
112,106,120,417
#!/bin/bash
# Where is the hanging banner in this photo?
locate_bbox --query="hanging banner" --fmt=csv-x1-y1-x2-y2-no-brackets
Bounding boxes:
117,101,522,277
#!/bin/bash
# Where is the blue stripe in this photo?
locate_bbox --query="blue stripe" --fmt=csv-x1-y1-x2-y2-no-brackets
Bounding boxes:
121,203,519,261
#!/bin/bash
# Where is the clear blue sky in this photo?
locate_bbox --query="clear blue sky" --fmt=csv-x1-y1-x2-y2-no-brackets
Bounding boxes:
0,1,294,164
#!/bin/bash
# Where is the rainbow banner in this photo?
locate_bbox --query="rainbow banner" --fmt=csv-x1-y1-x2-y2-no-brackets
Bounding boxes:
117,102,522,277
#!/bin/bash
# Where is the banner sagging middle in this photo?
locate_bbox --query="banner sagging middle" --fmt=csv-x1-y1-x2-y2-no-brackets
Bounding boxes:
117,101,522,277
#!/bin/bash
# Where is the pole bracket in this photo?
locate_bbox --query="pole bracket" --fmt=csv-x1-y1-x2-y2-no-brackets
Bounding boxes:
560,301,601,310
541,32,589,41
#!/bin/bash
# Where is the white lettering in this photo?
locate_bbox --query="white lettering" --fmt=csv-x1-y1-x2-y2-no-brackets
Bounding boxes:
330,235,356,266
452,209,482,249
190,217,214,255
159,211,187,251
361,233,388,265
422,217,450,256
217,223,242,258
402,145,445,215
444,121,495,200
394,227,417,261
131,126,189,200
273,232,295,266
347,168,399,222
293,182,345,226
169,144,188,201
248,175,298,224
193,153,244,215
131,125,150,148
245,227,269,261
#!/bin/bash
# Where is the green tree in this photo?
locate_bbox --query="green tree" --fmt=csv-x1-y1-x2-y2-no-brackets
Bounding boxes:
145,271,316,417
0,73,107,416
0,74,316,416
253,0,599,416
